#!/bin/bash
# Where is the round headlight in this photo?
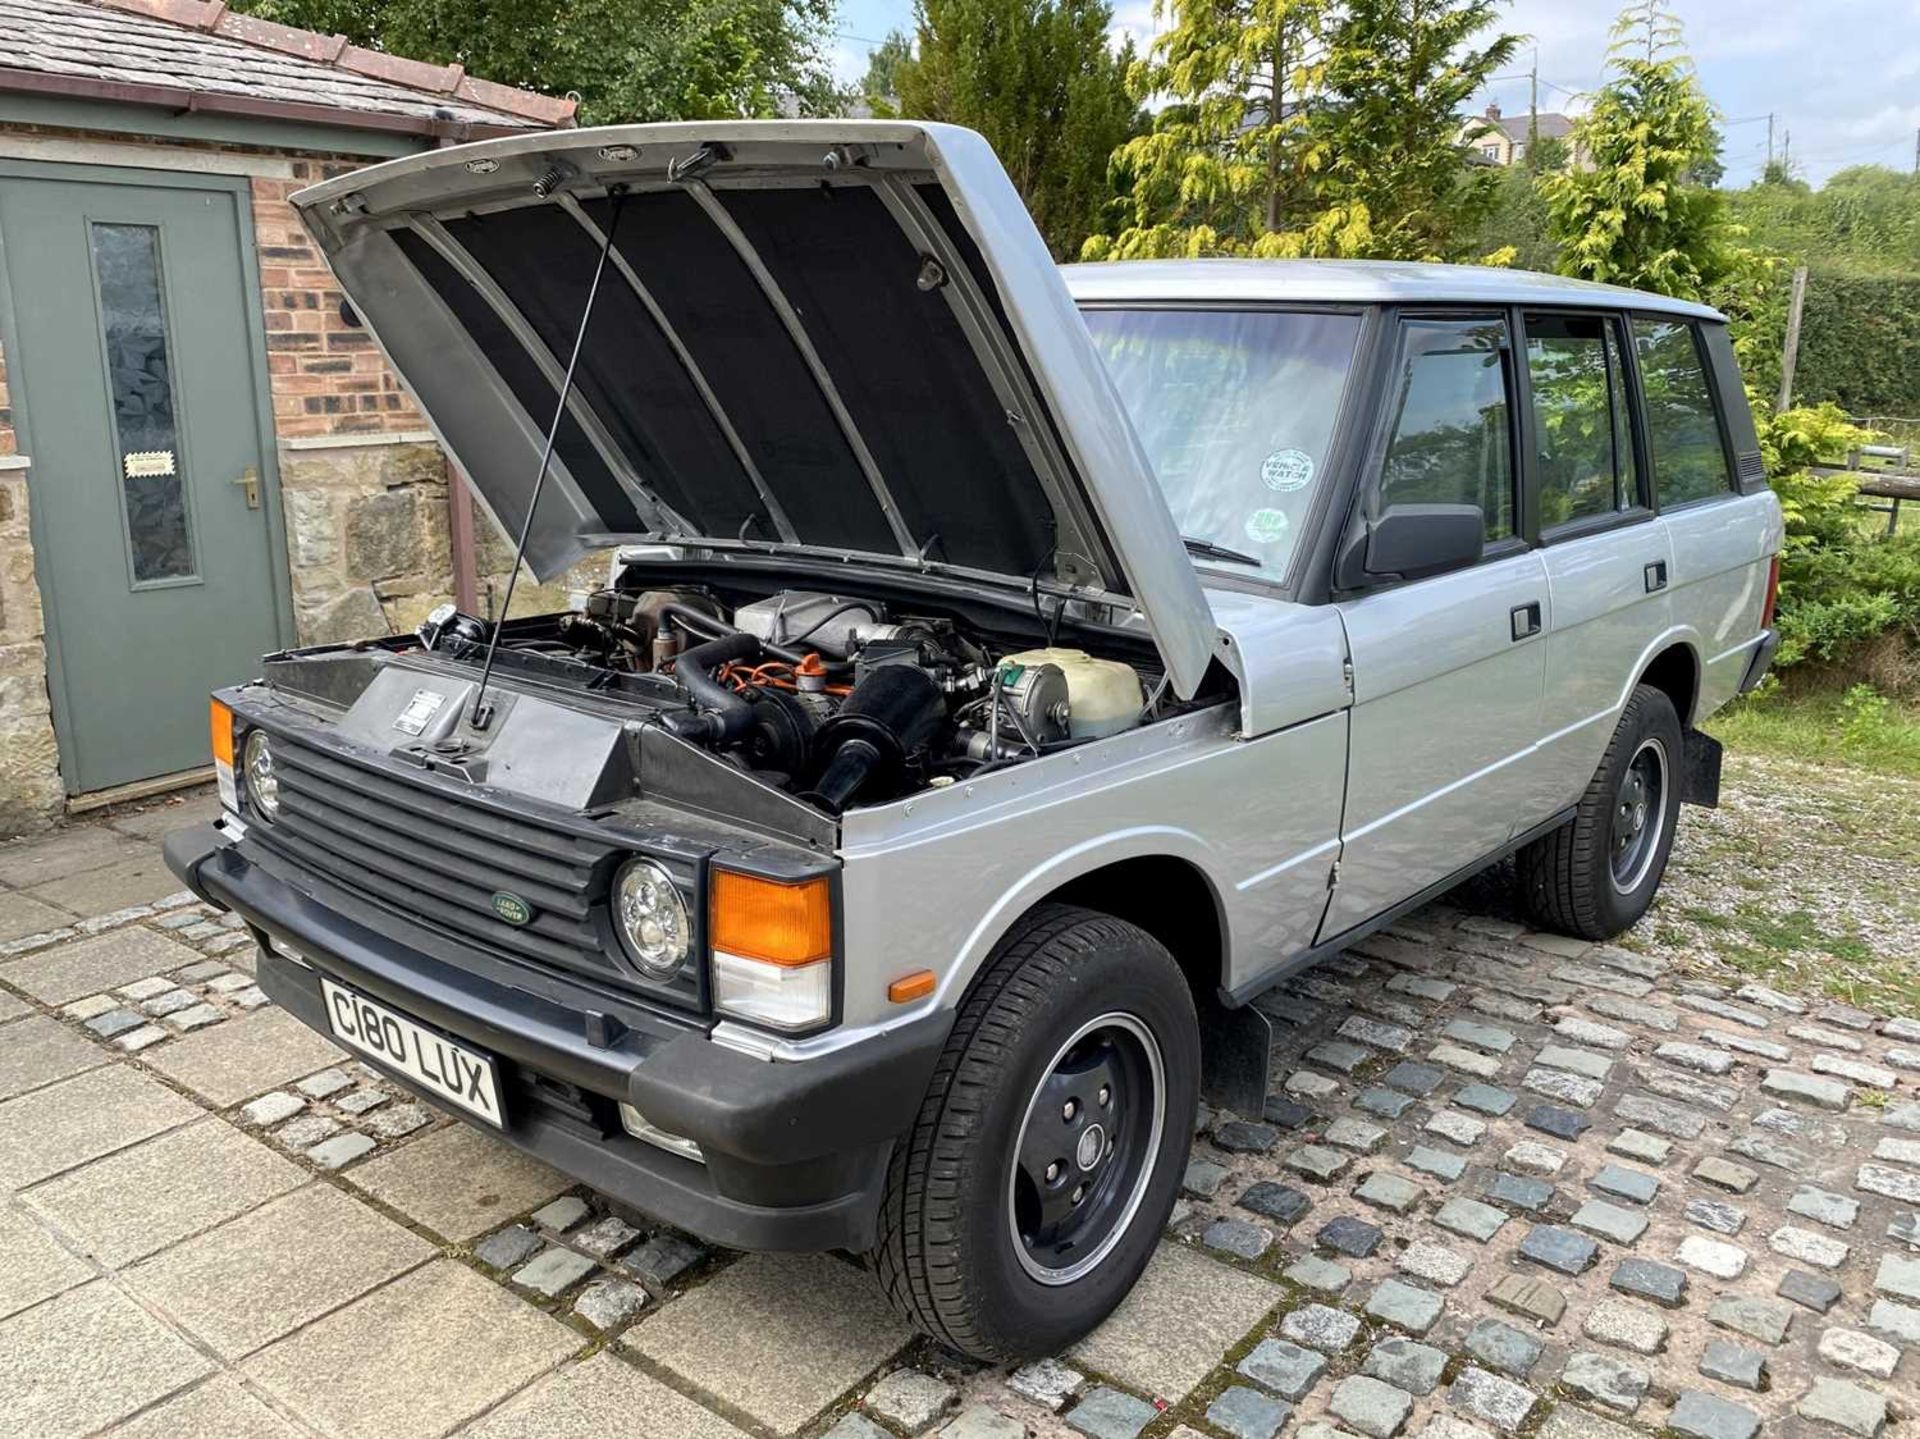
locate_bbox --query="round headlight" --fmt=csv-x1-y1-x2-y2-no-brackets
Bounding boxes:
614,859,690,980
242,729,280,819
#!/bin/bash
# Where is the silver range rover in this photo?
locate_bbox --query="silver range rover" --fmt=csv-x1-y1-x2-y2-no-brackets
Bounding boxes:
165,120,1783,1360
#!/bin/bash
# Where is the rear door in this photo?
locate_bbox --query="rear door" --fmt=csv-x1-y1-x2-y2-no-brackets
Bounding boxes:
1325,312,1547,937
1524,309,1670,814
1635,316,1779,714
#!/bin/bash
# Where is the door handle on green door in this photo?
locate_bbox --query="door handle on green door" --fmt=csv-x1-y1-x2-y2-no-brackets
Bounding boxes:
234,465,260,509
1510,602,1541,641
1644,560,1668,593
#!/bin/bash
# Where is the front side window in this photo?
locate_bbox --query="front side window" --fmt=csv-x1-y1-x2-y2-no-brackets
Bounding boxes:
1080,306,1361,583
1633,318,1732,507
1377,316,1515,540
1526,312,1639,528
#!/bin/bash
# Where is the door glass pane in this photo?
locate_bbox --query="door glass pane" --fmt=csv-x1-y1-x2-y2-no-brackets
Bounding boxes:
1633,318,1732,508
91,222,195,581
1526,313,1638,528
1379,317,1514,540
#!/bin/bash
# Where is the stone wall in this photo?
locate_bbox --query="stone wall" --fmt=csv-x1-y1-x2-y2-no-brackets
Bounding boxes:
0,349,66,832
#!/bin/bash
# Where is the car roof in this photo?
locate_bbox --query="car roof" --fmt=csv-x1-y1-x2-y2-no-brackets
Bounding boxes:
1061,258,1725,321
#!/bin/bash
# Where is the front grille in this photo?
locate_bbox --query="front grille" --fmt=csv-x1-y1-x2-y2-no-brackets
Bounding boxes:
254,735,626,983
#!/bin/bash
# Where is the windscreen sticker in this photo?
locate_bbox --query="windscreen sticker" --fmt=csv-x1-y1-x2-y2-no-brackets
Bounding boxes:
1244,508,1291,545
1261,448,1315,492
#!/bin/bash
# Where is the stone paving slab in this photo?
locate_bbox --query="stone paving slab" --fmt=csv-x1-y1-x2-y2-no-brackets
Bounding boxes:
0,926,201,1005
110,1374,310,1439
143,1006,345,1106
0,825,147,890
24,1116,304,1266
0,1062,200,1191
243,1259,578,1439
623,1252,913,1435
0,1012,107,1100
125,1180,436,1358
0,1280,215,1438
1071,1242,1285,1402
0,1207,94,1322
22,851,185,917
0,890,77,945
348,1123,571,1243
459,1352,751,1438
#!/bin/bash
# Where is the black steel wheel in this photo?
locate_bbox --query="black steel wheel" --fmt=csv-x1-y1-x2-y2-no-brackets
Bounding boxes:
1008,1011,1165,1285
869,904,1198,1361
1518,683,1684,940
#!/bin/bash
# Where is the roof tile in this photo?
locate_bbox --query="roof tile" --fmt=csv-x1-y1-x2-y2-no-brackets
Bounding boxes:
0,0,571,129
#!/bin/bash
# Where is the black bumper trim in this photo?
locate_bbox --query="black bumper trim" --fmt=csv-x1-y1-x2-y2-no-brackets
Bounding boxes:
165,823,952,1251
1738,628,1779,694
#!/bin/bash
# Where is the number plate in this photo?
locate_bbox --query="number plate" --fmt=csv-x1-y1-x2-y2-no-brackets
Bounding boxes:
320,979,505,1128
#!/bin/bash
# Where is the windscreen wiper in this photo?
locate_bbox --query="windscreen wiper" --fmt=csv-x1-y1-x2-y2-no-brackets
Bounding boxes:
1183,536,1263,567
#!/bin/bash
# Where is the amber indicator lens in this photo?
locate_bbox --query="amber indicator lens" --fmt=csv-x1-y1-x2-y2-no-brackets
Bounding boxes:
709,871,832,966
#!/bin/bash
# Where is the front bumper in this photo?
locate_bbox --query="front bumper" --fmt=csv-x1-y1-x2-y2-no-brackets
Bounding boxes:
164,823,950,1252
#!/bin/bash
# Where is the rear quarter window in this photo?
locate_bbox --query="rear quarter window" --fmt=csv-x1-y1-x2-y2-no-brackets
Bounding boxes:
1632,318,1734,508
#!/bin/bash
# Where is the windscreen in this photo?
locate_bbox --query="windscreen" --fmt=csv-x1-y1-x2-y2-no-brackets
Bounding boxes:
1080,307,1361,583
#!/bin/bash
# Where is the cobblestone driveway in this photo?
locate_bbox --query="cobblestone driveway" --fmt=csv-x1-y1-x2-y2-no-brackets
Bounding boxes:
0,793,1915,1439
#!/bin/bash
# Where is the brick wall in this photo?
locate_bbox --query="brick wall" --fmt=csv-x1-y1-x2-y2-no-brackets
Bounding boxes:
250,158,424,440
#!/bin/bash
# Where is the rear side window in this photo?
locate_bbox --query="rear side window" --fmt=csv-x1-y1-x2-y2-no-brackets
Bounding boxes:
1378,317,1515,541
1525,313,1639,528
1633,318,1733,507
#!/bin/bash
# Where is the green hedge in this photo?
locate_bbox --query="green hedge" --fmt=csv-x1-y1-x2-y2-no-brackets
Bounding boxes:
1788,266,1920,416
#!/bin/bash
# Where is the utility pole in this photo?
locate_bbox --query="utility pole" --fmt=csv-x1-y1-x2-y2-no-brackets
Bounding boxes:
1529,47,1540,162
1913,125,1918,175
1778,265,1809,413
1765,113,1774,168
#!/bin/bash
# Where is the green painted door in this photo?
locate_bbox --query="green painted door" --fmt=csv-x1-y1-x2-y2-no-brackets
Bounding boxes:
0,172,288,793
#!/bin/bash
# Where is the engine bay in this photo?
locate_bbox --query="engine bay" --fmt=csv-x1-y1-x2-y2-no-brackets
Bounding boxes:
413,582,1169,817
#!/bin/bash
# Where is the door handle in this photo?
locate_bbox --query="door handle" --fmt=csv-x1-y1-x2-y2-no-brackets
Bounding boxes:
1644,560,1668,593
234,465,261,510
1510,601,1541,641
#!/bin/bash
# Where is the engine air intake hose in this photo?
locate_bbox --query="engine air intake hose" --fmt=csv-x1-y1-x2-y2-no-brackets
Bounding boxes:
662,632,761,744
803,664,946,814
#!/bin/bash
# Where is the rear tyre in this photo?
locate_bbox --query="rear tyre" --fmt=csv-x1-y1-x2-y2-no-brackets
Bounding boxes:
868,903,1199,1362
1517,683,1684,940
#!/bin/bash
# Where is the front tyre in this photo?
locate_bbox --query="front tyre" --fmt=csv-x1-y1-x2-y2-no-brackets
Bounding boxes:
869,904,1199,1361
1518,683,1684,940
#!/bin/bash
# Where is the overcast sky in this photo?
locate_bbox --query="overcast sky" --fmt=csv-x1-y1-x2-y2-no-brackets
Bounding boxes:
829,0,1920,188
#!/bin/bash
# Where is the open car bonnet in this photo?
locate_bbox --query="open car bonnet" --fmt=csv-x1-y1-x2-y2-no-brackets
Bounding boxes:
290,120,1219,698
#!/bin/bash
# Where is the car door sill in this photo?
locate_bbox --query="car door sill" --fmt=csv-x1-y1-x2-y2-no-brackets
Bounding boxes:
1221,805,1578,1009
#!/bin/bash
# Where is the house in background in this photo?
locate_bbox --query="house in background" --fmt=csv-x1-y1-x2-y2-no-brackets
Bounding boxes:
0,0,574,833
1459,102,1579,167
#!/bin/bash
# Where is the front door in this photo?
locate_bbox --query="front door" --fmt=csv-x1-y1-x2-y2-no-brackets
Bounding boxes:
1323,312,1547,938
0,170,289,793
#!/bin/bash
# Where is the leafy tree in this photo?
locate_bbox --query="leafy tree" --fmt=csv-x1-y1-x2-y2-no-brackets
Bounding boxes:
1080,0,1333,259
230,0,840,124
1084,0,1516,262
859,30,915,112
1302,0,1520,261
895,0,1141,258
1543,0,1740,301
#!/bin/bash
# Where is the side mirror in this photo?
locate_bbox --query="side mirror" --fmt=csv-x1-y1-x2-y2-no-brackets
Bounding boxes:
1364,503,1485,581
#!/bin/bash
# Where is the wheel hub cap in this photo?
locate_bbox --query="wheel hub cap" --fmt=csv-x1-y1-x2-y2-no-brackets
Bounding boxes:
1609,738,1668,894
1008,1012,1165,1286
